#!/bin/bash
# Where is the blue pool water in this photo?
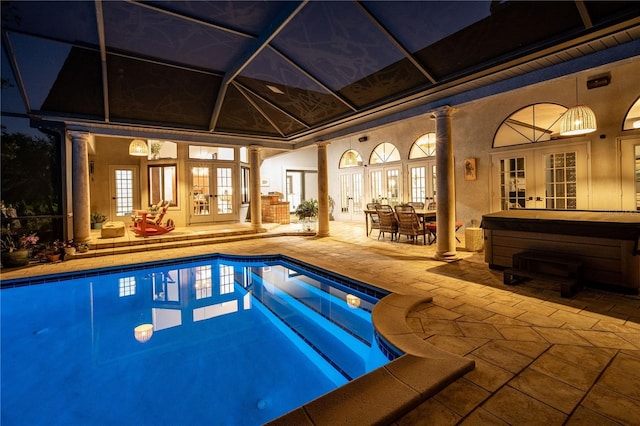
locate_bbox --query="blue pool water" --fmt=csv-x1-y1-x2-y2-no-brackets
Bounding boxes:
1,255,393,425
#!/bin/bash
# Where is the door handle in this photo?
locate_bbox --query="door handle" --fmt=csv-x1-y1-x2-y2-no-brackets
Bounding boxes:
536,196,542,201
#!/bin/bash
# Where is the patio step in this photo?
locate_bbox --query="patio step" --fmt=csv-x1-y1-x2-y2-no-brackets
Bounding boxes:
69,227,315,260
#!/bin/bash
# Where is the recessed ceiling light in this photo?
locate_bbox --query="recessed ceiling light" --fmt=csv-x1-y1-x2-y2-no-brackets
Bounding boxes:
266,85,284,95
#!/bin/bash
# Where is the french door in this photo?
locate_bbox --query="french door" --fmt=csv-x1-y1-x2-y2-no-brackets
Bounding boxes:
408,160,436,205
491,142,590,211
369,166,402,205
190,164,235,223
109,166,139,220
337,170,363,221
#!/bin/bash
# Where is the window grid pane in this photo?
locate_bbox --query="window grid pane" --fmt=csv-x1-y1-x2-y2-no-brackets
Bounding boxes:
119,276,136,297
411,167,426,202
217,167,233,214
544,152,577,210
500,157,526,209
219,264,234,295
352,173,363,214
195,265,212,299
115,169,133,216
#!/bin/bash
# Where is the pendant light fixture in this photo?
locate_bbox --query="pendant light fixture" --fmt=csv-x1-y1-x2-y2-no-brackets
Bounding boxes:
560,78,597,136
129,139,149,156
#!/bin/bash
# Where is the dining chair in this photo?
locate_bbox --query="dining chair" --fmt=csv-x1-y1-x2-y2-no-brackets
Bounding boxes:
366,203,382,235
408,202,425,210
425,221,464,245
394,205,428,245
375,206,398,241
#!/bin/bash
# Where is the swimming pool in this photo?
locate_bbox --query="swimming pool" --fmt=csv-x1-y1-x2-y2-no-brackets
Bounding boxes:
1,254,394,425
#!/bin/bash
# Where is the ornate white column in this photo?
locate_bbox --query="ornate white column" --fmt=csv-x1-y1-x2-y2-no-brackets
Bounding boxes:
432,106,459,261
316,141,331,237
69,131,92,243
249,145,263,231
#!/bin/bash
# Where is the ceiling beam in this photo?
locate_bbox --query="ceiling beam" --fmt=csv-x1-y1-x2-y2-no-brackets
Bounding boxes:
94,0,110,122
355,1,437,85
233,80,310,129
128,0,255,39
269,46,358,112
574,0,593,29
208,1,308,132
233,82,285,137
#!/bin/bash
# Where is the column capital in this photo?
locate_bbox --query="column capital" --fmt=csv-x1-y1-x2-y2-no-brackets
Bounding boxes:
430,105,458,119
315,141,331,148
249,145,262,152
67,131,92,143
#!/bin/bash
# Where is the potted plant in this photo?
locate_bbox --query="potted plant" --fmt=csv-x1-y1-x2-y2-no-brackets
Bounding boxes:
294,199,318,231
91,212,107,229
77,243,90,253
63,239,76,256
1,227,38,267
44,240,64,262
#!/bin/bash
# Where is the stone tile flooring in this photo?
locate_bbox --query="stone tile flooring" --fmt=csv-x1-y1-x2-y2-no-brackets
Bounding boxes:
1,221,639,425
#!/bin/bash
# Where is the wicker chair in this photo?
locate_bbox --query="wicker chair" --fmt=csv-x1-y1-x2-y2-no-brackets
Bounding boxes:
366,203,382,235
408,202,425,209
375,205,398,241
395,205,428,245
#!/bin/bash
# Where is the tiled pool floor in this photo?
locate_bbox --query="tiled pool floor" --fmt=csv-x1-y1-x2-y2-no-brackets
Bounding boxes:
2,221,639,425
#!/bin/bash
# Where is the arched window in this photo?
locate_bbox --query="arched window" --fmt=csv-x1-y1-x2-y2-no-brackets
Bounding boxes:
339,149,363,168
369,142,400,165
623,97,640,130
493,103,568,148
409,132,436,159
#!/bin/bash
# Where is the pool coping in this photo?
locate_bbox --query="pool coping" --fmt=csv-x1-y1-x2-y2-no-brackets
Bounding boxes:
266,293,475,425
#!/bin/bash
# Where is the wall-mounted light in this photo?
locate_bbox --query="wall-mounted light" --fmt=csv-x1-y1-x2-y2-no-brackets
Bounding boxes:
129,139,149,156
358,136,368,143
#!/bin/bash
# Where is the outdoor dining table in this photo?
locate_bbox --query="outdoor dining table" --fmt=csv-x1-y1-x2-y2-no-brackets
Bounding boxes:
364,208,436,236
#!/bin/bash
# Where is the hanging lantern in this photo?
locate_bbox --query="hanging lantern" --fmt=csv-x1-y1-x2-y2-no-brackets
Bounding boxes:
129,139,149,156
560,105,597,136
134,324,154,343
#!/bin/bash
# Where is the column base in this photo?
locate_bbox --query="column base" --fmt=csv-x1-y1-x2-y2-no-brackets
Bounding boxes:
433,251,461,262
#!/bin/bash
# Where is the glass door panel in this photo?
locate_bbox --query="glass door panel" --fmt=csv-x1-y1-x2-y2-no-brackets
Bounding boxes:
369,166,402,205
215,167,234,220
190,165,235,223
191,166,211,222
409,160,436,205
337,171,363,221
109,166,138,220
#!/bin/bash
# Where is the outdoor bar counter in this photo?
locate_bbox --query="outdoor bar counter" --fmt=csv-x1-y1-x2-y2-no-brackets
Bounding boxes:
482,209,640,293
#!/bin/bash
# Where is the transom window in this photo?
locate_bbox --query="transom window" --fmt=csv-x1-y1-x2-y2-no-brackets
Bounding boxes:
189,145,235,160
369,142,400,164
409,132,436,158
339,149,363,168
623,97,640,130
494,103,568,148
